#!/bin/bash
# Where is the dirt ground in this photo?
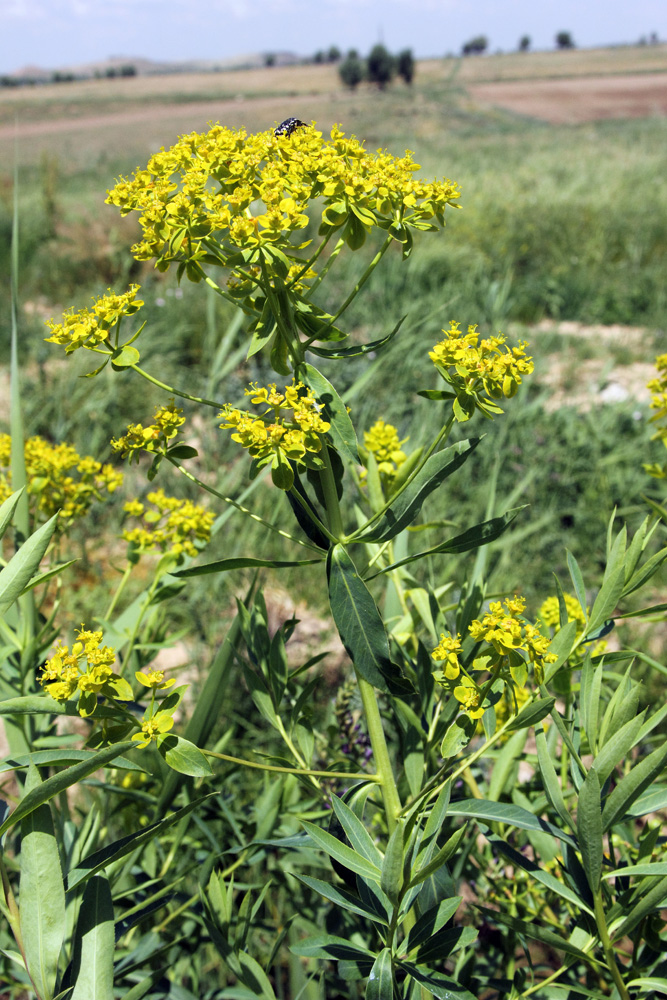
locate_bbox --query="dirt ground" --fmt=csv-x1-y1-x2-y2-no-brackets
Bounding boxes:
468,71,667,123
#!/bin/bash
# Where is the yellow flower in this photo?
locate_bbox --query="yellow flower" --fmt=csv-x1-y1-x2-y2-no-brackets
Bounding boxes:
429,322,534,421
136,669,176,691
219,379,331,490
131,711,175,749
432,633,462,681
112,401,185,461
453,675,486,720
45,285,143,355
41,626,132,716
122,488,214,558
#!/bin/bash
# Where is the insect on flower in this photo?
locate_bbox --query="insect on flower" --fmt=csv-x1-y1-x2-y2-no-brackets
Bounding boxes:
274,117,308,138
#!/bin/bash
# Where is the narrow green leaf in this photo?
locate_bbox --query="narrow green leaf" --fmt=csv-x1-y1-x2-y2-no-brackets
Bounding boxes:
447,799,577,847
301,820,382,882
403,897,462,954
370,508,525,578
0,489,23,540
626,977,667,994
506,697,556,734
0,750,144,774
409,825,466,889
365,948,393,1000
19,766,65,1000
489,837,593,916
69,875,114,1000
488,729,527,801
327,545,396,693
580,653,602,751
602,740,667,831
603,863,667,879
566,551,588,623
412,925,477,964
290,933,374,961
615,875,667,939
380,821,404,904
592,714,644,785
295,875,387,924
354,440,479,544
586,564,624,638
67,794,215,891
476,905,591,961
300,363,359,464
331,796,384,867
0,743,135,837
174,556,322,577
398,961,477,1000
0,514,58,615
535,729,572,831
544,620,578,682
414,782,451,870
577,768,603,891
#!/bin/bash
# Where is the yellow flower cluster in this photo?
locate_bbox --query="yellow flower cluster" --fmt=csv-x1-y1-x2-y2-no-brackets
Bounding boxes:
644,353,667,479
429,322,534,421
360,419,408,491
539,593,607,662
105,123,460,268
111,402,186,461
123,488,214,558
219,380,331,490
0,434,123,526
45,286,143,355
40,627,132,717
432,596,555,722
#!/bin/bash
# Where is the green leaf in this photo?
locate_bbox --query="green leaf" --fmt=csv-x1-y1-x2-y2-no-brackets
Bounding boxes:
577,768,603,891
447,799,577,847
626,978,667,994
69,876,114,1000
19,766,65,1000
412,926,477,964
592,714,644,785
398,961,477,1000
0,749,144,773
365,948,393,1000
488,729,527,801
476,905,591,962
0,513,58,615
295,875,387,924
300,820,382,882
331,796,384,868
174,556,322,577
566,550,588,622
327,545,393,693
111,344,140,368
489,837,593,916
354,440,480,543
290,933,374,961
602,740,667,831
156,734,213,777
380,821,404,904
299,362,359,464
409,826,467,889
586,563,625,638
440,715,474,759
580,653,602,751
0,489,23,540
370,508,525,577
307,315,405,359
603,863,667,879
615,874,667,939
543,620,578,682
403,897,462,954
66,794,215,891
0,742,135,837
506,697,556,733
535,730,572,831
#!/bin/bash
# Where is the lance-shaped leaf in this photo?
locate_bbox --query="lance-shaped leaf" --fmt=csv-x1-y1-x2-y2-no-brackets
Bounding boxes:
327,544,406,694
299,362,359,464
353,439,479,544
69,875,114,1000
307,315,406,359
398,961,477,1000
19,766,65,1000
0,742,135,837
301,820,382,882
602,740,667,831
366,948,393,1000
447,798,577,847
0,513,58,615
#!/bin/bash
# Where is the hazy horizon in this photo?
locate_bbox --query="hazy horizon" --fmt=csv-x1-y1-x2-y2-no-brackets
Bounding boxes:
2,0,665,76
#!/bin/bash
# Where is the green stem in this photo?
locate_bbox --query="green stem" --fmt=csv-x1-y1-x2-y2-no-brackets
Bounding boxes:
319,445,345,539
129,364,225,410
593,887,631,1000
304,235,347,295
204,747,380,782
356,671,401,833
167,457,324,552
104,561,133,620
327,234,394,328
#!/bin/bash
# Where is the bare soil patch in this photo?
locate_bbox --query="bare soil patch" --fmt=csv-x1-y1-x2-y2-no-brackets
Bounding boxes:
468,72,667,123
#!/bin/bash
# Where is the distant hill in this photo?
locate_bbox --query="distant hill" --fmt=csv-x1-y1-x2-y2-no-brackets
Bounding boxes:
6,52,303,82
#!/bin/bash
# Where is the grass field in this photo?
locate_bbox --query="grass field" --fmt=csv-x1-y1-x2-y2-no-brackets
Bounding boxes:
0,43,665,610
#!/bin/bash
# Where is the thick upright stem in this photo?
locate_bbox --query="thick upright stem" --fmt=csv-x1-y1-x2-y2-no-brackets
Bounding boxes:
355,671,402,833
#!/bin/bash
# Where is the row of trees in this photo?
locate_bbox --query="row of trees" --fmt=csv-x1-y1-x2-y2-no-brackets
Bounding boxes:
338,45,414,89
462,31,577,55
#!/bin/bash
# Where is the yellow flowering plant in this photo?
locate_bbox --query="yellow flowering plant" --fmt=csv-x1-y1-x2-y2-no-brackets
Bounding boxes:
2,119,666,1000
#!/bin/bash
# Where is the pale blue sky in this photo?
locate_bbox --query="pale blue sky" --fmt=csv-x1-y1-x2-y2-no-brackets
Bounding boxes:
1,0,665,74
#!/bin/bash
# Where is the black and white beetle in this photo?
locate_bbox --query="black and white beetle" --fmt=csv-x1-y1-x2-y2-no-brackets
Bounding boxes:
274,117,308,138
